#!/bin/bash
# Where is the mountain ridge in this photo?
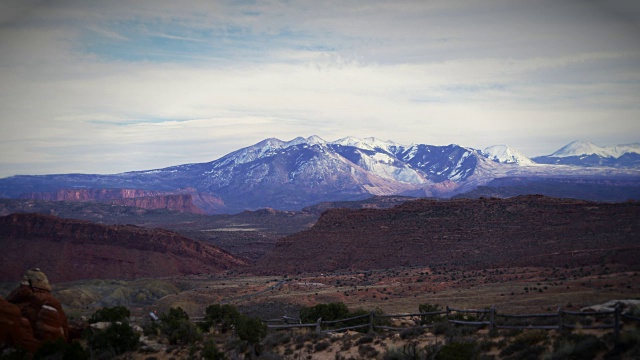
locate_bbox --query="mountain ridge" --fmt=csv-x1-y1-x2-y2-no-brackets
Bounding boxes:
1,136,639,212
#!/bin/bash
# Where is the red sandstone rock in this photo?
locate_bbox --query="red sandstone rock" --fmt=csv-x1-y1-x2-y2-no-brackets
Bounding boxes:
0,296,38,353
0,269,68,353
0,214,248,282
110,193,207,214
17,188,226,214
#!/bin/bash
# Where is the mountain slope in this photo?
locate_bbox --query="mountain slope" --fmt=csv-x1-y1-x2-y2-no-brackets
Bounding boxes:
1,137,639,212
0,213,248,282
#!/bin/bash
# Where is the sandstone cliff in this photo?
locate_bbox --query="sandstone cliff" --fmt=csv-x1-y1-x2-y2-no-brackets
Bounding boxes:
18,188,226,214
110,194,207,214
0,213,248,282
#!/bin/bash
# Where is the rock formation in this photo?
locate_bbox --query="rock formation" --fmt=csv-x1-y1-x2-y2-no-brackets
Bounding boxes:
252,195,640,274
109,193,207,214
0,268,68,353
0,213,248,282
18,188,227,214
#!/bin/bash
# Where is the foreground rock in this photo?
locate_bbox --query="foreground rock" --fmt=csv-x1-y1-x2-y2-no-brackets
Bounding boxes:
0,268,68,353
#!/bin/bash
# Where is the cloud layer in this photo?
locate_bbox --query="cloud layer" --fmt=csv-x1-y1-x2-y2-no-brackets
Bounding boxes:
0,0,639,176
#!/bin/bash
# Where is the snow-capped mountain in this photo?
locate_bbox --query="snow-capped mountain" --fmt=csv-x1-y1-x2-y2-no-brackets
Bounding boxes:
482,145,535,165
534,140,640,167
0,136,639,212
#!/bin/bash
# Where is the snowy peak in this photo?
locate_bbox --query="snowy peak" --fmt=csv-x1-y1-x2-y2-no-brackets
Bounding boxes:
550,140,610,158
483,145,535,165
548,140,640,159
331,136,402,154
288,135,327,147
604,143,640,158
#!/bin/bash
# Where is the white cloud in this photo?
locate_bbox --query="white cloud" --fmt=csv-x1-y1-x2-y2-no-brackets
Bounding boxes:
0,0,639,177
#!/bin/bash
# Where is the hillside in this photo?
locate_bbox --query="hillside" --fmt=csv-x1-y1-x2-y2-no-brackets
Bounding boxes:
252,196,640,274
0,213,248,282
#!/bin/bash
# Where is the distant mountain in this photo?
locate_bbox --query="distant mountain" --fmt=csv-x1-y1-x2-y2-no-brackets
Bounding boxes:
0,136,639,212
454,177,640,202
482,145,535,165
533,140,640,167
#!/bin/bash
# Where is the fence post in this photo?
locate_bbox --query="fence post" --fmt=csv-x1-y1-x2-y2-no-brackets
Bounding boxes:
557,307,563,331
614,302,621,341
369,312,375,334
316,317,322,335
446,306,451,323
489,305,495,331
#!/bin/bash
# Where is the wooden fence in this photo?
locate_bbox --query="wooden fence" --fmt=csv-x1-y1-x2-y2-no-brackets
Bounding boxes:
265,303,640,340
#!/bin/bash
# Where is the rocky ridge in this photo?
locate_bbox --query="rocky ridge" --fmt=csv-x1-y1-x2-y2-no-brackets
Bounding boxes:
0,213,248,282
18,188,225,214
252,195,640,274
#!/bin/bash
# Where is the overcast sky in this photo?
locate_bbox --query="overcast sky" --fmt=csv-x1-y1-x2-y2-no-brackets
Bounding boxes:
1,0,639,177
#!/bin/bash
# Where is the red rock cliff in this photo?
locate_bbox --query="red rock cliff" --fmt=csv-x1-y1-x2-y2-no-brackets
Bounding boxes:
18,188,226,214
0,213,248,282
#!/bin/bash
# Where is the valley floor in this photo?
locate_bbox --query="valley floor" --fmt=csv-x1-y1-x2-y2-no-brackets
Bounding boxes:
37,264,639,321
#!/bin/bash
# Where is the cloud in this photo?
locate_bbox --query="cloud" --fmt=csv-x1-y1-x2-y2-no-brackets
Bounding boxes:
0,0,639,177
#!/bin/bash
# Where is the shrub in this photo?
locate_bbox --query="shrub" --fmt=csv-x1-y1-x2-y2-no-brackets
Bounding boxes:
606,332,640,358
551,333,605,360
142,321,160,336
399,326,425,339
159,307,202,345
358,344,379,358
384,342,430,360
203,304,241,333
418,303,443,325
235,315,268,344
300,302,350,323
202,339,227,360
85,320,139,358
314,341,330,352
88,306,130,323
356,335,374,345
435,342,477,360
263,332,291,348
34,338,89,360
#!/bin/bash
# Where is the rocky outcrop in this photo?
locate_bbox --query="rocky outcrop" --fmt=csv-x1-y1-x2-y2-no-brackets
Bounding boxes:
252,195,640,274
18,188,226,214
0,213,248,282
110,194,207,214
19,188,163,202
0,268,68,353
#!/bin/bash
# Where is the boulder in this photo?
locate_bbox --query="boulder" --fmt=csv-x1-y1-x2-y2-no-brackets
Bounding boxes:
581,300,640,313
0,296,38,353
0,268,68,353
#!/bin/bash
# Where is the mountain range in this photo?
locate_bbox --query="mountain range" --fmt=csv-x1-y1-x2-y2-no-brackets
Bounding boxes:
0,137,639,213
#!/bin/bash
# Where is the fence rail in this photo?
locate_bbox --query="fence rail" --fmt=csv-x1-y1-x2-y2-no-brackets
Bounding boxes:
267,302,636,340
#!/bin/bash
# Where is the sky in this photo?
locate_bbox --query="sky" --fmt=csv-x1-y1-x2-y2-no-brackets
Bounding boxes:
0,0,639,177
